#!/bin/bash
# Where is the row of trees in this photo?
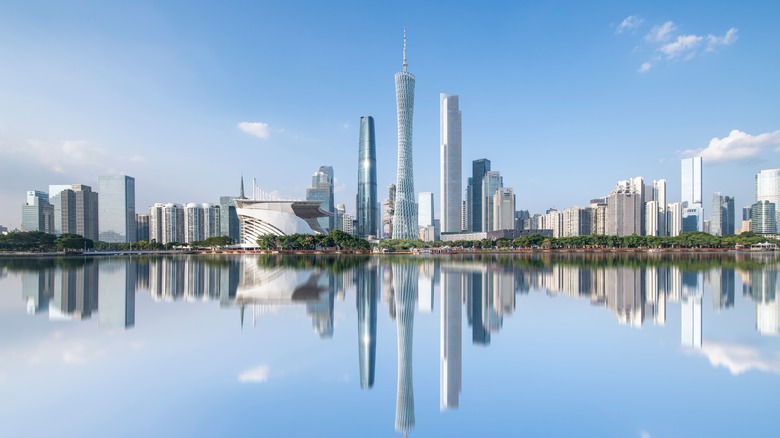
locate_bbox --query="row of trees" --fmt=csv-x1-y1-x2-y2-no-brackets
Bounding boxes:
256,230,370,251
0,231,94,252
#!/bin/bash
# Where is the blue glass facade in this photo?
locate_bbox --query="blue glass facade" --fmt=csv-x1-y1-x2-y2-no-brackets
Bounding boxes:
98,175,136,243
357,116,377,238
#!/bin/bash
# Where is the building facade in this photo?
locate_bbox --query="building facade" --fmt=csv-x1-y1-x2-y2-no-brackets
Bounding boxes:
467,159,490,232
357,115,378,238
440,93,462,234
306,166,335,232
98,175,136,243
710,193,735,236
756,169,780,228
21,190,54,233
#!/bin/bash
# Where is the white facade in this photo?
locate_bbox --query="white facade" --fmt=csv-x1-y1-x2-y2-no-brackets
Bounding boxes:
681,157,703,207
492,188,515,231
440,93,462,234
645,200,659,236
544,209,563,238
667,202,682,237
202,203,221,239
184,203,203,243
756,169,780,227
236,200,330,246
418,192,434,228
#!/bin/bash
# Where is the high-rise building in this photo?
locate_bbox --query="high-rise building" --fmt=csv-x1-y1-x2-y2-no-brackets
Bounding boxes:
440,93,462,234
149,203,184,244
652,179,667,236
50,184,98,241
184,203,204,243
544,208,563,238
681,157,703,232
606,179,643,236
306,166,335,232
467,159,490,232
418,192,434,228
382,184,396,239
756,169,780,227
667,202,683,237
202,204,221,239
21,190,54,233
493,188,515,231
357,116,378,238
751,200,777,234
136,214,150,242
590,198,608,235
710,193,735,236
481,171,503,232
98,175,136,243
392,30,417,240
563,206,591,237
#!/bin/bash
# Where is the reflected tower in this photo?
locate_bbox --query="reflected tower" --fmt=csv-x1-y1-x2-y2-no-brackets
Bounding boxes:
356,264,378,389
440,270,462,410
392,29,418,240
394,262,418,435
357,116,378,238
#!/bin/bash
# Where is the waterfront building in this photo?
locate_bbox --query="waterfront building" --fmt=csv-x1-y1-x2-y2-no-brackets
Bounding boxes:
751,200,777,234
392,30,418,240
136,214,150,242
544,208,563,238
202,204,221,239
418,192,434,229
235,200,330,246
98,175,136,243
681,157,703,232
440,93,462,234
357,116,378,238
21,190,54,233
467,159,491,232
49,184,99,241
667,203,683,237
481,171,503,232
645,201,659,237
382,184,396,239
563,206,591,237
184,203,204,243
756,169,780,227
606,179,643,236
710,193,735,236
590,198,607,235
306,166,335,232
493,188,515,231
651,179,667,236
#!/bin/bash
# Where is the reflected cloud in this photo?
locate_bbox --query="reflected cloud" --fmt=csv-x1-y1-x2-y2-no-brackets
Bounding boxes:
238,365,271,383
695,342,780,375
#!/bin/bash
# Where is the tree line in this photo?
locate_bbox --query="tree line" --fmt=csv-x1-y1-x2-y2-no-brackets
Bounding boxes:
256,230,370,251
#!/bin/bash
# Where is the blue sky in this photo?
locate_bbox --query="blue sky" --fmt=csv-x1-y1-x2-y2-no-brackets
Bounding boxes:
1,0,779,228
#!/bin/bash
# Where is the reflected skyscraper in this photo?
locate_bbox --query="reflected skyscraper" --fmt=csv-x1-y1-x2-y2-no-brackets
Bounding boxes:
357,116,378,238
98,258,136,329
440,270,462,410
392,30,417,240
393,262,417,435
466,269,490,345
356,264,378,389
681,272,703,349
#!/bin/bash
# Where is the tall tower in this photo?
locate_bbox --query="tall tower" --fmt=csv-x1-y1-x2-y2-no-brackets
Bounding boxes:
468,159,491,232
356,263,378,389
357,116,378,238
392,29,418,240
393,262,417,435
440,94,462,234
681,157,703,232
98,175,136,243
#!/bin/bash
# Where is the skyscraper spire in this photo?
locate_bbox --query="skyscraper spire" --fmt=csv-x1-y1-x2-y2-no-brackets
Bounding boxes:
403,27,407,72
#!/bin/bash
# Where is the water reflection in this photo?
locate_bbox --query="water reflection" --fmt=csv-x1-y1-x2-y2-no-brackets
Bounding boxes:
3,253,780,435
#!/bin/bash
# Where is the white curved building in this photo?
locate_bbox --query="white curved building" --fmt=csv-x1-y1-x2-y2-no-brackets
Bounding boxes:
235,200,331,247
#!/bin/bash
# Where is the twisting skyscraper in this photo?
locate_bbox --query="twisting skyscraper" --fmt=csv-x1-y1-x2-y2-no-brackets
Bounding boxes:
357,116,378,238
440,94,462,234
393,262,417,435
392,29,417,240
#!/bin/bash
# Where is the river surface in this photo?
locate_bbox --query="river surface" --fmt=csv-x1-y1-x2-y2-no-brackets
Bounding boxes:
1,253,779,437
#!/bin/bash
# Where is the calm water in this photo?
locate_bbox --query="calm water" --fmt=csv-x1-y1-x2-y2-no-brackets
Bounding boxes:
1,253,779,437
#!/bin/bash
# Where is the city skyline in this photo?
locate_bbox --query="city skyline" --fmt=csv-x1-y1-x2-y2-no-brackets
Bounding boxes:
1,2,780,229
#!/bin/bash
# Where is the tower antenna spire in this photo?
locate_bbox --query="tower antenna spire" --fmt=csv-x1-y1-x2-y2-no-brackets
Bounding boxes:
402,27,407,72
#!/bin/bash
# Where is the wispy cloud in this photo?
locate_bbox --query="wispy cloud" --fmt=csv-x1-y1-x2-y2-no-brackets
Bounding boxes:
645,21,676,42
0,138,131,175
616,17,737,73
616,15,644,34
681,129,780,163
238,121,270,139
238,364,270,383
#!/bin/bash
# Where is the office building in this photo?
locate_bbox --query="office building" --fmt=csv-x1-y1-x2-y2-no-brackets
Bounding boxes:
418,192,434,228
440,93,462,233
21,190,54,233
202,203,221,239
756,169,780,227
606,178,643,236
751,200,777,234
467,159,491,232
306,166,335,232
681,157,703,232
493,188,515,231
150,203,184,244
382,184,396,239
481,171,503,232
49,184,99,241
710,193,735,236
184,203,204,243
357,116,378,238
667,202,683,237
98,175,136,243
392,30,418,240
563,206,591,237
136,214,150,242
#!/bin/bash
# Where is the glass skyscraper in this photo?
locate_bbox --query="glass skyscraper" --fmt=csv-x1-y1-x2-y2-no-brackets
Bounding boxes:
468,159,490,232
98,175,136,243
440,94,462,234
756,168,780,228
681,157,703,232
357,115,377,238
392,30,418,240
306,166,335,232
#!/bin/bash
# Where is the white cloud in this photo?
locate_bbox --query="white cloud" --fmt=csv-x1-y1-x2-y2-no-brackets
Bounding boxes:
658,34,704,59
616,15,644,34
638,62,652,73
645,21,676,42
696,342,780,375
238,364,270,383
706,27,738,51
682,129,780,163
238,121,270,139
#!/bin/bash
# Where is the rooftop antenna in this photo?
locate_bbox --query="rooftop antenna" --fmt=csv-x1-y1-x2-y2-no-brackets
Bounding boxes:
402,27,408,72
